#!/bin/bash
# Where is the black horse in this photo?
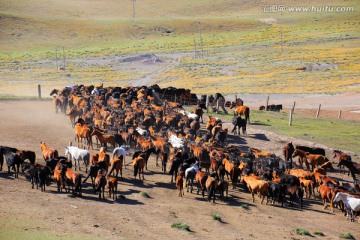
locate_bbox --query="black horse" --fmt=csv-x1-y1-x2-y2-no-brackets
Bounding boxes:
231,115,247,135
3,149,23,178
169,157,183,183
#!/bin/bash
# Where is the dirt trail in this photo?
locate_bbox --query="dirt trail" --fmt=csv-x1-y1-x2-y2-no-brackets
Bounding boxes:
0,100,359,240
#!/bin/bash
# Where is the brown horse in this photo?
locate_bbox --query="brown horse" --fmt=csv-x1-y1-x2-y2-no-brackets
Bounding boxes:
61,165,82,196
175,171,185,197
91,129,115,149
230,103,250,123
133,156,145,180
40,142,58,160
75,123,93,149
107,155,123,179
333,150,352,174
250,148,275,159
195,169,208,197
108,177,118,200
337,158,360,181
293,149,329,171
194,106,204,123
291,149,308,168
222,158,239,189
283,142,295,162
94,169,107,199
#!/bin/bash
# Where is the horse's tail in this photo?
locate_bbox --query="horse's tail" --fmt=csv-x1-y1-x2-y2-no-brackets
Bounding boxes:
75,175,82,193
54,150,59,158
84,153,90,167
134,161,139,177
108,162,116,177
245,107,250,123
207,179,215,202
169,162,175,175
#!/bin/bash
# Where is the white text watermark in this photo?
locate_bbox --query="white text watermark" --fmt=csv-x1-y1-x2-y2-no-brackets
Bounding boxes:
262,5,354,13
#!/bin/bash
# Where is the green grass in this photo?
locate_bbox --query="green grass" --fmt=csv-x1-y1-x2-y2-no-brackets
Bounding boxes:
140,191,150,198
0,217,101,240
296,227,311,236
313,231,325,236
339,233,355,239
208,110,360,153
171,222,191,232
241,204,250,210
211,214,222,221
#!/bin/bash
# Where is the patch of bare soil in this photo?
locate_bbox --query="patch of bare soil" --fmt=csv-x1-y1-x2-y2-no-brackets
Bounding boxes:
0,100,359,240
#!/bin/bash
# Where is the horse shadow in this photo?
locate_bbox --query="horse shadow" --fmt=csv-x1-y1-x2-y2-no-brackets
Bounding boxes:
249,133,270,141
120,177,154,189
154,181,177,190
115,196,144,205
227,134,247,145
250,122,271,126
0,173,17,180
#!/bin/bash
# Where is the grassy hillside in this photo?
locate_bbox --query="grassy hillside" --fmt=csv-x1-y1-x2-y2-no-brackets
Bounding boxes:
0,0,359,95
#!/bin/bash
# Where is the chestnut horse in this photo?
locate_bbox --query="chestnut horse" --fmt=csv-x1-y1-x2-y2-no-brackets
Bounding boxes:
133,156,145,180
91,129,115,149
292,149,329,171
230,102,250,123
40,142,58,160
75,123,93,150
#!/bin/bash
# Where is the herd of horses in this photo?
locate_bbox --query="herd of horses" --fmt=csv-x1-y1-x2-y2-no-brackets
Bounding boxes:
1,84,360,223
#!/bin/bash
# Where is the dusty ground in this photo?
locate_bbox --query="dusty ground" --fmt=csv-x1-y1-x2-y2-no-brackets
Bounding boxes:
0,100,359,240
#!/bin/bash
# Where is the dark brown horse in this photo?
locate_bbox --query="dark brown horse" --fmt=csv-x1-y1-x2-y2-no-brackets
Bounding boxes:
333,150,352,174
337,159,360,181
283,142,295,163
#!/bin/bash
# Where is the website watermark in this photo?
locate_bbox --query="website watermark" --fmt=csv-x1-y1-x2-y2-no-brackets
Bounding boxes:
261,5,354,13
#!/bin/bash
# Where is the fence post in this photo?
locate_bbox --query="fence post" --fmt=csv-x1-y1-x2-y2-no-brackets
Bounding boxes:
174,94,177,103
265,96,269,110
292,101,296,112
289,109,293,126
38,84,41,99
205,95,209,113
216,99,219,113
234,95,237,103
338,110,342,119
69,141,72,147
316,104,321,118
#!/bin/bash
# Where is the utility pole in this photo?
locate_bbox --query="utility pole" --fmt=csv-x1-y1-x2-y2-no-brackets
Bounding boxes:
193,34,197,59
132,0,136,19
62,46,66,70
199,22,204,58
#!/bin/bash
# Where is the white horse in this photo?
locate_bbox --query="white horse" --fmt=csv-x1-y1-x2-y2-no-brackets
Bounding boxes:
184,162,199,193
333,192,360,222
112,146,127,168
65,146,90,173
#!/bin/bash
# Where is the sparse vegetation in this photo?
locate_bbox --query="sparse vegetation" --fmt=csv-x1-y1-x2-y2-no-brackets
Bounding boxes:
171,222,190,232
241,204,250,210
140,191,150,198
339,233,355,240
206,109,360,153
1,0,359,96
211,214,222,221
313,231,325,236
296,228,311,236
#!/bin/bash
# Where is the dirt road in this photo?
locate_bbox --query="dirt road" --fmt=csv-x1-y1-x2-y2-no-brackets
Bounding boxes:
0,100,358,240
